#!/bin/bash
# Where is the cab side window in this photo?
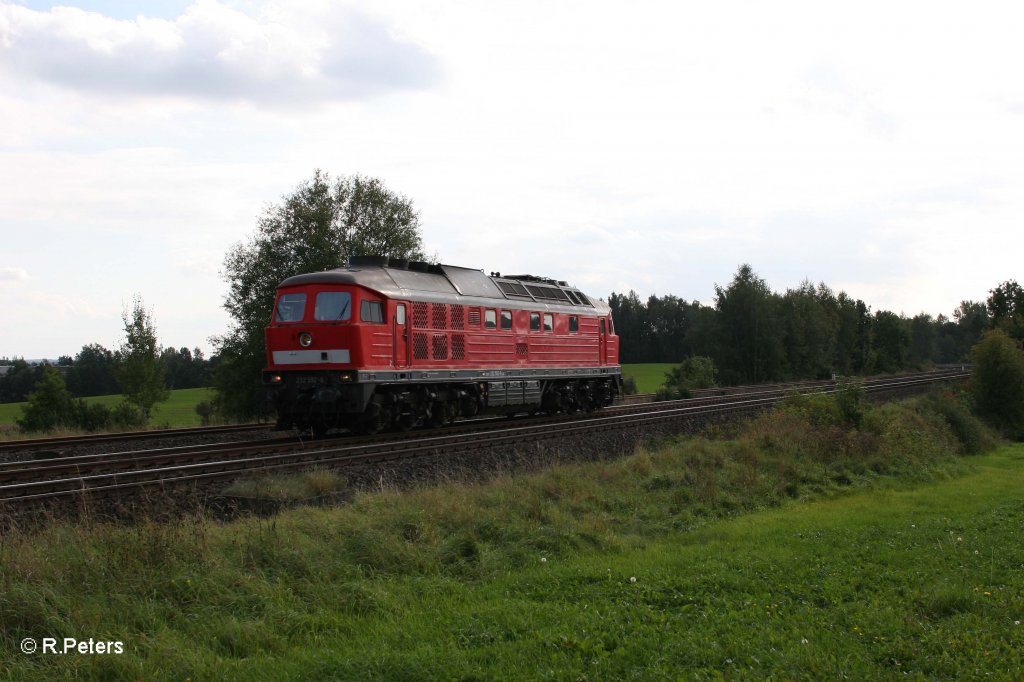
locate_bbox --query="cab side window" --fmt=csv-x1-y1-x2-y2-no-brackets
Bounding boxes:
484,309,497,329
543,313,553,332
500,310,512,330
569,316,578,333
530,312,541,331
360,300,385,323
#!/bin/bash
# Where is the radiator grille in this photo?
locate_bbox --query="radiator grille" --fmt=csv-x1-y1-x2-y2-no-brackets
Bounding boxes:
431,304,447,330
449,304,465,330
451,334,465,360
413,302,429,329
431,334,448,360
413,333,428,359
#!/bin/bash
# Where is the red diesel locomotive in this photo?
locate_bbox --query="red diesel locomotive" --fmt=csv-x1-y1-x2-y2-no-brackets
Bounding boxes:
263,256,621,434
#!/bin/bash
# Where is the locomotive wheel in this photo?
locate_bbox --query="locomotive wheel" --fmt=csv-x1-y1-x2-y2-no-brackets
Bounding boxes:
395,411,416,431
427,407,445,429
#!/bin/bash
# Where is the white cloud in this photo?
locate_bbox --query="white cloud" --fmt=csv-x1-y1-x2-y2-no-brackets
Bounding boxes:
0,0,439,104
0,266,31,283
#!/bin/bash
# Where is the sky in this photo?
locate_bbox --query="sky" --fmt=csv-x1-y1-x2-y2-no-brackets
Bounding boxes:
1,0,1023,359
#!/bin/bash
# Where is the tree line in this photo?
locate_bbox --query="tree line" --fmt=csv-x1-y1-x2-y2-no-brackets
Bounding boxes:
0,345,211,404
610,265,1021,385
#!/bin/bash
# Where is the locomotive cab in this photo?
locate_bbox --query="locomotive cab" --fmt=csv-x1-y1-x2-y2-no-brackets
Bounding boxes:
263,283,392,433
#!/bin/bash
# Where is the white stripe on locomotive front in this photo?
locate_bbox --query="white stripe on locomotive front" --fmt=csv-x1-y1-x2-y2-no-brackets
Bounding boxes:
272,349,351,364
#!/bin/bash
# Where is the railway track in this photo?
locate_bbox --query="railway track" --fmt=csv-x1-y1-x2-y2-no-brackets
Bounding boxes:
0,422,272,457
0,370,966,511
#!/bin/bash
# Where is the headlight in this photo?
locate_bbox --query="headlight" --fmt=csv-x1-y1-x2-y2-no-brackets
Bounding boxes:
270,374,282,384
299,332,313,347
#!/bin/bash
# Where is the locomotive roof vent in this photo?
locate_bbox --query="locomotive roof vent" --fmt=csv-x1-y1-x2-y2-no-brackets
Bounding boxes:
408,261,430,272
388,258,409,270
348,255,389,268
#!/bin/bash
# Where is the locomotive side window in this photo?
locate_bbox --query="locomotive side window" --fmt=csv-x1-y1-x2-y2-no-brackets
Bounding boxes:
530,313,540,331
500,310,512,330
314,291,352,321
569,315,578,333
396,304,406,324
484,309,497,329
360,300,385,323
600,319,607,334
275,293,306,322
543,313,553,332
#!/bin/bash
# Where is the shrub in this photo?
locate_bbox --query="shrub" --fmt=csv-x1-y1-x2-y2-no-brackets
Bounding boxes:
656,356,717,401
17,365,76,432
924,390,994,455
834,379,864,427
195,400,219,426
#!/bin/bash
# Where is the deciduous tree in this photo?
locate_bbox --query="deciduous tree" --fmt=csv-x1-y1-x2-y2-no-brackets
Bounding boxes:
213,170,427,419
987,280,1024,340
116,295,170,422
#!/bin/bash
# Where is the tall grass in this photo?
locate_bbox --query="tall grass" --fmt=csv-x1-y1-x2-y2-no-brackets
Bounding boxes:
0,388,1006,679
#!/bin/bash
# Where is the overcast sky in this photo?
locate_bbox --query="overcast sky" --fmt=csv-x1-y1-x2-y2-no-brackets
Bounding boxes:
2,0,1022,359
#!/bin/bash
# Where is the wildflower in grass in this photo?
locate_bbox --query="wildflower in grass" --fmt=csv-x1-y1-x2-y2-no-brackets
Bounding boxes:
801,638,809,645
957,537,963,542
1015,620,1020,625
630,576,637,583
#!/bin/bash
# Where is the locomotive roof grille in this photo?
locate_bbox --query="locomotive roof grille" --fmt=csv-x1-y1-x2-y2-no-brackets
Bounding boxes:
497,280,531,297
525,284,572,303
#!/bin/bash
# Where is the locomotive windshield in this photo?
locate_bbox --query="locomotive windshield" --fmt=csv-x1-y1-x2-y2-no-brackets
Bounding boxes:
275,293,306,322
314,291,352,321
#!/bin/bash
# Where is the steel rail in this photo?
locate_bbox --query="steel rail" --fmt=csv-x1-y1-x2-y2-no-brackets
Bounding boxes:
0,422,271,455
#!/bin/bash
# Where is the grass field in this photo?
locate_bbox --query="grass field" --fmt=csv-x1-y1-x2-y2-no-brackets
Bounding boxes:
621,362,676,393
0,387,215,428
2,390,1018,679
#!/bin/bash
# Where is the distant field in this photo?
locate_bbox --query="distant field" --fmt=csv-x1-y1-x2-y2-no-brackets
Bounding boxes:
621,363,676,393
0,387,215,427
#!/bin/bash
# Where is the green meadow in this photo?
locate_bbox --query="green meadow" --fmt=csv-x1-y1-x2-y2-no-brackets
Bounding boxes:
621,363,676,393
